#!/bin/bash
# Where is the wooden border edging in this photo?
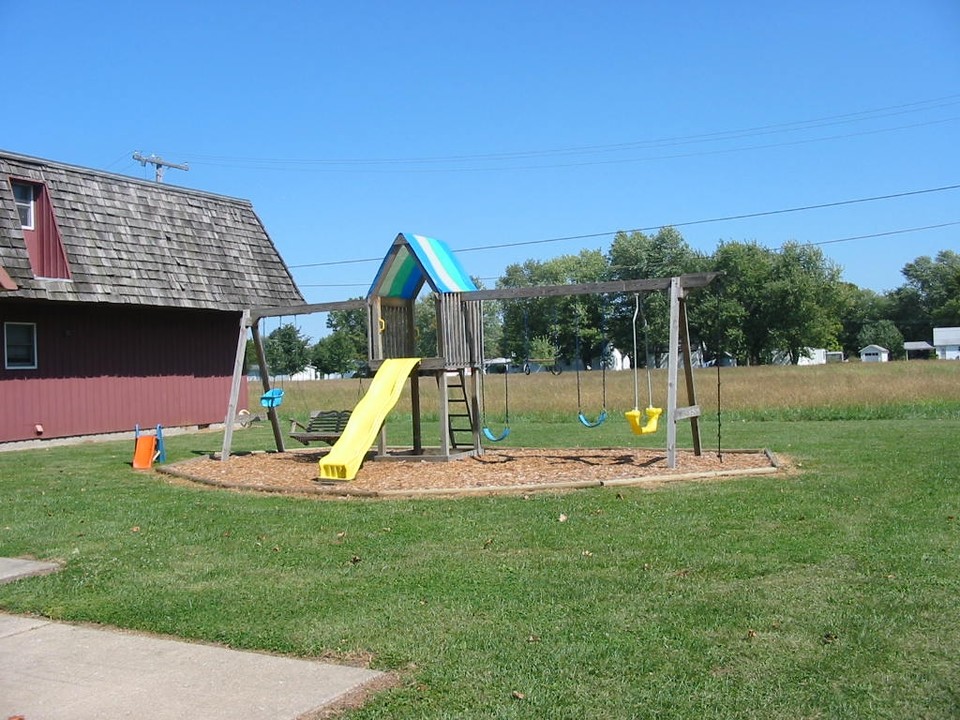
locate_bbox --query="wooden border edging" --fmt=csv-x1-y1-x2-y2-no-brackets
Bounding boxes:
156,446,782,500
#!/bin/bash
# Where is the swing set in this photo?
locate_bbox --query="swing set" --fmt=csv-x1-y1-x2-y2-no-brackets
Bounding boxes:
222,230,716,471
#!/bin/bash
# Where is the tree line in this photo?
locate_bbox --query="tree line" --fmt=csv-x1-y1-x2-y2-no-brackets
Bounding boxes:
253,230,959,375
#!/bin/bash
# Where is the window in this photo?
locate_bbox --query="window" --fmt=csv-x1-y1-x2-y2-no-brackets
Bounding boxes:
4,322,37,370
11,182,34,230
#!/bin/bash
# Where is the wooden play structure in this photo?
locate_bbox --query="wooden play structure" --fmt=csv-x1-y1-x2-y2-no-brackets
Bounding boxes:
220,233,717,474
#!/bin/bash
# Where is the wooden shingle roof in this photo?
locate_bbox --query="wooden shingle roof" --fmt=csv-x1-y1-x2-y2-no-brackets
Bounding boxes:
0,150,303,311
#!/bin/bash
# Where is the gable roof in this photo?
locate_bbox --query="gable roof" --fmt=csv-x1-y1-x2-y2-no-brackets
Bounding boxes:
0,150,303,311
368,232,476,299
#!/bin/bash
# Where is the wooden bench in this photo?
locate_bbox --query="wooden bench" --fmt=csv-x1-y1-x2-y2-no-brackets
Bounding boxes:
288,410,352,446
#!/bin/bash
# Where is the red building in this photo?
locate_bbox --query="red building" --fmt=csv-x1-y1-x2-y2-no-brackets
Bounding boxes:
0,150,302,443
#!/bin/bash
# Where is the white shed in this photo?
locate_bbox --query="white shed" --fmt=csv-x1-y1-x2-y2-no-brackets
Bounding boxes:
933,327,960,360
859,344,889,363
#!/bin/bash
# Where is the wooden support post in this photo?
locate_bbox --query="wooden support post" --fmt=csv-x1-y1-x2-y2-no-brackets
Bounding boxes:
220,310,251,461
411,371,422,455
251,320,285,454
666,277,703,468
666,278,681,468
678,293,702,456
368,298,383,361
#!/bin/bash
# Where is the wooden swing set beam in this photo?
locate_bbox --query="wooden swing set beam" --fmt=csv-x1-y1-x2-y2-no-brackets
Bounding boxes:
248,298,366,323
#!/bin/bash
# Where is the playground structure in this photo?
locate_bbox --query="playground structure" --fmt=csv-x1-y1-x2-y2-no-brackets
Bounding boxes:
220,233,717,476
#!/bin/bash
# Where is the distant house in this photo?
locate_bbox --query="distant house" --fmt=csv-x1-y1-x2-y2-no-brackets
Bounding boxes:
933,327,960,360
0,150,302,443
859,344,889,363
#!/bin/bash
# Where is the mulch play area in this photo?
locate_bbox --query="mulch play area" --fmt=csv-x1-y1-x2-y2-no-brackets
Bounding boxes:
160,447,780,498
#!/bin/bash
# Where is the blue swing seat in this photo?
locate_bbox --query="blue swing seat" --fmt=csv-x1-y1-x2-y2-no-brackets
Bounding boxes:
577,409,608,428
260,388,285,409
482,425,511,442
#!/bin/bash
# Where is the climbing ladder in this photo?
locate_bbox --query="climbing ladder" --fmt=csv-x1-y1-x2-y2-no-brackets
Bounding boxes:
442,369,477,450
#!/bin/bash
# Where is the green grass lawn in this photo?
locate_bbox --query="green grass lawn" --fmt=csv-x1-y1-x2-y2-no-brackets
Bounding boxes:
1,409,958,717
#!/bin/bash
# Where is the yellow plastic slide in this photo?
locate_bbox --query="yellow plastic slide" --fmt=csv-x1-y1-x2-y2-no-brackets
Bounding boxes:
318,357,420,481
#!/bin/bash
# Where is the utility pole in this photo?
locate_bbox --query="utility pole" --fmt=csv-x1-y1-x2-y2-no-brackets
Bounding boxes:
132,151,189,183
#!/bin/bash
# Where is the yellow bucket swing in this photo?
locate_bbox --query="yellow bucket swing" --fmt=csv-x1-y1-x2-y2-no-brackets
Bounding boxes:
625,293,663,435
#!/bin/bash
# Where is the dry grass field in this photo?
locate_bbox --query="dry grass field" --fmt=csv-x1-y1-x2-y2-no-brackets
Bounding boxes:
256,360,960,421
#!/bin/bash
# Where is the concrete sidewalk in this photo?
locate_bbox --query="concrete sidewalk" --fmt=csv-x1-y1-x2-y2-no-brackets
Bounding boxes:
0,559,384,719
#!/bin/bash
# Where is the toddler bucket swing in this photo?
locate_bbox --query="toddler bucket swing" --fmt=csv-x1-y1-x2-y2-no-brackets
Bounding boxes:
259,316,287,409
626,293,662,435
260,388,285,408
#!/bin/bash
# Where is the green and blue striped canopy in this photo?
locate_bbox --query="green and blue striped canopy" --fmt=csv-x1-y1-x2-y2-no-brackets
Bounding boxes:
368,233,477,299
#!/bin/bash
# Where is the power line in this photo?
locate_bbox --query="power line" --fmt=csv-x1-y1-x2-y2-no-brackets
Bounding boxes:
181,116,959,175
299,282,371,288
456,183,960,253
294,221,960,289
291,257,381,269
287,182,960,269
181,94,960,170
799,220,960,248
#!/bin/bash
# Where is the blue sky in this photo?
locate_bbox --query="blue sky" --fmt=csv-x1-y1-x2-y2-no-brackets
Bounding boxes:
2,1,958,341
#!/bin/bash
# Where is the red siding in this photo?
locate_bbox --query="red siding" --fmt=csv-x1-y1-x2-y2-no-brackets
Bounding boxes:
0,303,247,442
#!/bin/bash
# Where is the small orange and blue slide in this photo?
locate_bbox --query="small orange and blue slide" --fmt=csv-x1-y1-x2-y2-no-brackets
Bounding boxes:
132,424,165,469
319,358,420,481
132,435,157,469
